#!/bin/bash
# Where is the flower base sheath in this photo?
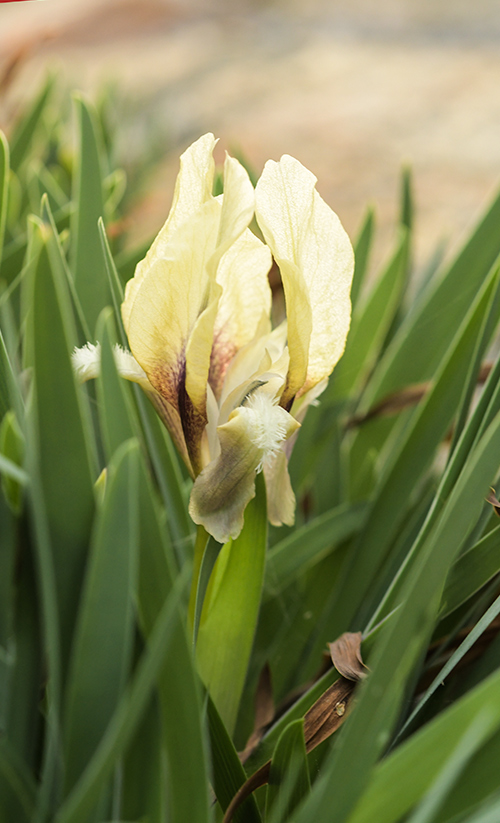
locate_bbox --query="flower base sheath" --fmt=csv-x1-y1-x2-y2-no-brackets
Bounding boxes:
73,134,354,543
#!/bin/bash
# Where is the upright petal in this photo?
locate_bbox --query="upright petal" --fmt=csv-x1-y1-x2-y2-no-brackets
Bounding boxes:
122,133,217,332
122,199,221,405
208,153,256,277
209,229,272,398
255,155,354,407
186,155,258,407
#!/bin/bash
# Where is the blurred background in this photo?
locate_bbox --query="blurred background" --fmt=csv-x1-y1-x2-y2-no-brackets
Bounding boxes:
1,0,500,274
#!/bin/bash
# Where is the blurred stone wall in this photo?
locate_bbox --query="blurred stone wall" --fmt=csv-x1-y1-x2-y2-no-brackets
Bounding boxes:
1,0,500,275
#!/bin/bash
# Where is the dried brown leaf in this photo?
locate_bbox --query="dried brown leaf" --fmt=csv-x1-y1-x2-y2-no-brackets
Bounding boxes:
486,488,500,517
328,631,368,682
348,362,493,429
224,678,356,823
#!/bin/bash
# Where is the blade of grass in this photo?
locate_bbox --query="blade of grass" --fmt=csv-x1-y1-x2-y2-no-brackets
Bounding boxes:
135,455,209,823
266,720,310,823
264,501,367,599
396,590,500,744
292,407,500,823
350,206,375,309
54,568,191,823
441,525,500,617
71,95,111,334
331,229,409,400
8,74,55,173
345,666,500,823
29,218,96,671
329,262,500,636
63,440,139,794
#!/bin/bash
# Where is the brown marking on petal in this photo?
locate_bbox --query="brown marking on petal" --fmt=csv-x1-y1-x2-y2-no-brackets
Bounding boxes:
149,354,207,476
177,362,208,476
209,329,237,400
148,392,193,476
149,358,184,412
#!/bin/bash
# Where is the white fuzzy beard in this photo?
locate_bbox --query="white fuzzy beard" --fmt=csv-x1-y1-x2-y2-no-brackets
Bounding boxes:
242,390,291,470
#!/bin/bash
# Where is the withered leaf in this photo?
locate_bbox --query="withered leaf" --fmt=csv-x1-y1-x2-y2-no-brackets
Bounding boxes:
223,678,356,823
328,631,368,682
348,361,492,430
303,676,355,751
486,488,500,517
239,663,275,764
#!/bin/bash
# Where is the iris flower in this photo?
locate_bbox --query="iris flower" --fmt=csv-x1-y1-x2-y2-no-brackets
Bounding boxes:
73,134,354,543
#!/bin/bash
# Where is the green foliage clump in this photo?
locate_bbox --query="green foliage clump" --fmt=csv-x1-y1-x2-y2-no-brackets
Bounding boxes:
2,76,500,823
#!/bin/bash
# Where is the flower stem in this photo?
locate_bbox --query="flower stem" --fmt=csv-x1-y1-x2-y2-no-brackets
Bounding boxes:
188,524,209,631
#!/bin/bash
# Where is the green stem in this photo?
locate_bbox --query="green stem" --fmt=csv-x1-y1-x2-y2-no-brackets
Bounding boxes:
188,525,209,631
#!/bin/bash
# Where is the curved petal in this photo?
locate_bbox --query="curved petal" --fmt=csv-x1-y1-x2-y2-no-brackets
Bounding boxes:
189,391,299,543
263,449,296,527
255,155,354,406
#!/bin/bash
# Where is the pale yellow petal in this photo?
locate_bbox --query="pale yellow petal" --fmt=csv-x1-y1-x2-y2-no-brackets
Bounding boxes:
209,229,272,398
263,449,296,527
123,198,221,404
189,391,299,543
122,133,217,331
255,155,354,406
208,154,256,278
185,287,221,414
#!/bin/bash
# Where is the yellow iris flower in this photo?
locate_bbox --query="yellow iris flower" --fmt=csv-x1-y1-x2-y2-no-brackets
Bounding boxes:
73,134,354,543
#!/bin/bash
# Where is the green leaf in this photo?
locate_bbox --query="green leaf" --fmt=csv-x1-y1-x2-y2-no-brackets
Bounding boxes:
452,792,500,823
63,439,139,793
395,711,497,823
54,568,192,823
293,407,500,823
98,218,126,342
0,328,19,424
331,229,409,400
360,184,500,407
264,501,367,599
346,666,500,823
0,411,25,511
350,206,375,309
135,456,209,823
400,165,413,232
441,525,500,617
266,720,310,822
192,534,222,647
95,308,137,459
8,74,55,173
330,261,500,634
207,696,262,823
397,590,500,743
0,737,37,823
196,472,268,734
121,694,164,823
29,218,96,669
70,95,111,334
